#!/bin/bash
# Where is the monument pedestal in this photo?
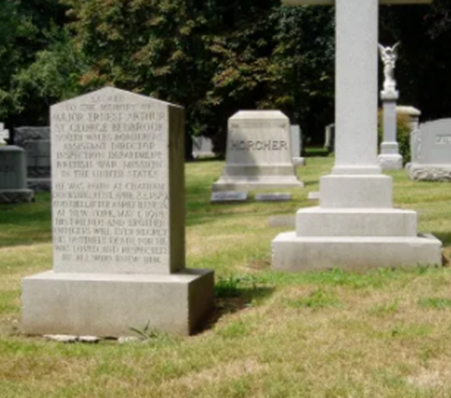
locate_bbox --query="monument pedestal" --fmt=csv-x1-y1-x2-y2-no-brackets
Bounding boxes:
272,175,442,271
273,232,441,272
22,269,214,337
379,91,402,170
408,164,451,182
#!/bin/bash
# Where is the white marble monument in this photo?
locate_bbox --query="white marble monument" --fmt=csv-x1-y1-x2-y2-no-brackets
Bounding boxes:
409,118,451,181
22,87,214,336
212,111,303,191
273,0,441,272
378,43,403,170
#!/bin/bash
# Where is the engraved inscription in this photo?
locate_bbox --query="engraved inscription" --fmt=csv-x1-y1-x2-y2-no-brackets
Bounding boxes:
436,135,451,145
230,140,289,151
52,89,170,274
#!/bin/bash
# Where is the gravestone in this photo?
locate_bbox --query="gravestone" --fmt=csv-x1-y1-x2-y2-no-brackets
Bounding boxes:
291,125,305,166
22,87,214,337
0,126,34,204
192,136,216,158
397,105,421,131
408,119,451,181
272,0,441,272
14,127,51,191
212,111,304,192
324,123,335,153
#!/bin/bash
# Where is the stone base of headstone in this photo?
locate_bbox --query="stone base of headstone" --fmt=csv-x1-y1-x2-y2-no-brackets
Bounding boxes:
378,154,403,170
292,157,306,167
272,175,442,271
0,189,34,204
408,164,451,182
308,191,320,201
272,231,442,271
22,269,214,337
378,142,402,170
28,178,51,192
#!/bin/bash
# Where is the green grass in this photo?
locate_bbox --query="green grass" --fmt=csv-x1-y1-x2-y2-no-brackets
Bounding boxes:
1,157,451,397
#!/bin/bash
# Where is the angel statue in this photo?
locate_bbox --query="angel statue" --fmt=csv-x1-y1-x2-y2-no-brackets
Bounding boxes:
378,42,400,93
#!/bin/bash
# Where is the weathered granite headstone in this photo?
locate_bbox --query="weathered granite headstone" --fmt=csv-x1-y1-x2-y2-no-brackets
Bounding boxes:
273,0,441,272
291,125,305,166
0,126,34,204
22,87,214,337
192,136,216,158
324,123,335,153
212,111,304,192
408,119,451,181
14,127,51,191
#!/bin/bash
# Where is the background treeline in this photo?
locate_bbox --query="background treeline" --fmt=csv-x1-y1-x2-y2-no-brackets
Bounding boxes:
1,0,451,155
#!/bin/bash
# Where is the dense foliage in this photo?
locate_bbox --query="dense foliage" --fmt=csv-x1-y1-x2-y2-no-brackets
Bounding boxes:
1,0,451,152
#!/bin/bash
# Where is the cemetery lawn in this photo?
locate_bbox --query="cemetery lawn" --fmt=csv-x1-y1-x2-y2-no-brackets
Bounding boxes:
2,156,451,397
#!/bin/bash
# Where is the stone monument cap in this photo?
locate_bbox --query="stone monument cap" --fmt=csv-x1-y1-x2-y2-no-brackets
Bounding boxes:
397,106,421,117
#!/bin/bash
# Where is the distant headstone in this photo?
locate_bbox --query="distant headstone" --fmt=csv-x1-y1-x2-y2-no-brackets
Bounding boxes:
212,111,304,192
324,123,335,153
307,191,320,201
397,106,421,131
0,124,8,145
0,127,34,204
14,127,51,191
22,87,214,337
211,191,248,203
291,125,305,167
192,136,216,158
255,193,292,202
408,118,451,181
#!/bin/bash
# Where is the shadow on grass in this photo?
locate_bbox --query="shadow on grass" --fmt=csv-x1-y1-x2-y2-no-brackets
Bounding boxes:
433,232,451,247
197,276,275,334
0,193,52,248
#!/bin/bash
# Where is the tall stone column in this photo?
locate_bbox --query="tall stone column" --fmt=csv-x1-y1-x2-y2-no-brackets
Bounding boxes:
272,0,441,272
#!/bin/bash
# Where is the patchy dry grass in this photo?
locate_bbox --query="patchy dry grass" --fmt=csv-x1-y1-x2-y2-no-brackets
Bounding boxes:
1,157,451,397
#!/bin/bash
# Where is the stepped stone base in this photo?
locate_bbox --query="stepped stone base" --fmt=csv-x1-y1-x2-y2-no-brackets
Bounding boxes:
28,178,51,192
272,232,442,272
0,189,34,204
295,208,417,237
408,164,451,182
378,154,403,170
22,269,214,337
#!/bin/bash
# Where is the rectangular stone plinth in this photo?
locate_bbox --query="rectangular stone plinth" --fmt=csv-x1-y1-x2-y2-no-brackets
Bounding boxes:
22,269,214,337
296,207,417,237
408,164,451,182
320,175,392,208
272,232,442,272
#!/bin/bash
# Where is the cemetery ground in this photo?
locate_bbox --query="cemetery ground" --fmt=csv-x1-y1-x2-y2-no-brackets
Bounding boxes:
1,156,451,397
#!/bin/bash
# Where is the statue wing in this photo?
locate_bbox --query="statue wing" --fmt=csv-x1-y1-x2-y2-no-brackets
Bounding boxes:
392,42,401,56
378,44,385,58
